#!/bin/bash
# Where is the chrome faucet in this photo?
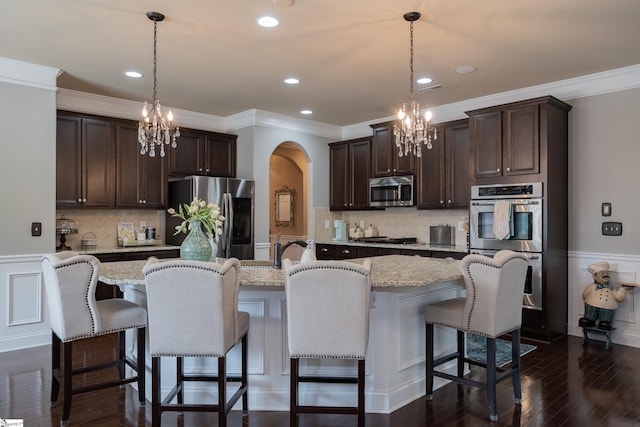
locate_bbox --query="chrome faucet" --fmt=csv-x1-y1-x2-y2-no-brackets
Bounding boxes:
273,234,308,269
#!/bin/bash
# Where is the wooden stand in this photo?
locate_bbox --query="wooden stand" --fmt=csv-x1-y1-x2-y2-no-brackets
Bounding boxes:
582,326,615,349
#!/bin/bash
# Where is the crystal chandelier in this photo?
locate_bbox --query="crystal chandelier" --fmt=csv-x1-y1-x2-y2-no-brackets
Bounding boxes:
139,11,179,158
393,12,436,158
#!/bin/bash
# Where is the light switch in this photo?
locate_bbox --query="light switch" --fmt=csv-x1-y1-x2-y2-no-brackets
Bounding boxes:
602,202,611,216
31,222,42,236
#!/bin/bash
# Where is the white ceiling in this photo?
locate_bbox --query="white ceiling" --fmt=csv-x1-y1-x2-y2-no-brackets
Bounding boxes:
2,0,639,126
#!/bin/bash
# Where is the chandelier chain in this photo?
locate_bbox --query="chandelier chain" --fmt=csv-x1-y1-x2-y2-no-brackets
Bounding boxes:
393,11,436,158
138,11,179,158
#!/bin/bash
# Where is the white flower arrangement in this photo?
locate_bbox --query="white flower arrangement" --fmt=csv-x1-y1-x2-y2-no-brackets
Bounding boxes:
168,197,225,238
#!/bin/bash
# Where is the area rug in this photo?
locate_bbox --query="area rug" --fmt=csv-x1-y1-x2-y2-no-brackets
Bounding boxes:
466,333,537,367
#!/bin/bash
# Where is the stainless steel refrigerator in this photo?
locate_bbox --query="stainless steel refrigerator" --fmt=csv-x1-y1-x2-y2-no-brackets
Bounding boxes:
166,176,255,259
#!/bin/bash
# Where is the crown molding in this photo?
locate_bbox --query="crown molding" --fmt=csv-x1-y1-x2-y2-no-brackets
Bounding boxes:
0,57,61,91
52,64,640,138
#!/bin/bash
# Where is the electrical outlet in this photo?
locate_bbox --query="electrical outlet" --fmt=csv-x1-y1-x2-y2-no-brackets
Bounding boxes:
458,221,464,231
324,220,330,229
359,220,365,228
602,222,622,236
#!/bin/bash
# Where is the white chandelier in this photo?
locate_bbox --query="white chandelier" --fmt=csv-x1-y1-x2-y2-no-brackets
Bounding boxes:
139,11,179,158
393,12,436,158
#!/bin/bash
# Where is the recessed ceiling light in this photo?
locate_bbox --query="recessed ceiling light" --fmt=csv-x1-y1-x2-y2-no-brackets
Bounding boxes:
257,16,279,28
456,65,477,74
300,110,312,115
125,71,143,78
284,78,299,85
417,77,432,84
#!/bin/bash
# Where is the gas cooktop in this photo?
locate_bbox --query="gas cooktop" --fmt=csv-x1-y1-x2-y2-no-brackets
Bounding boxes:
350,237,418,245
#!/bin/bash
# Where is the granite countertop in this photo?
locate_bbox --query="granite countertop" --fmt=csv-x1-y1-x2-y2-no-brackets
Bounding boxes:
315,240,468,254
98,255,463,289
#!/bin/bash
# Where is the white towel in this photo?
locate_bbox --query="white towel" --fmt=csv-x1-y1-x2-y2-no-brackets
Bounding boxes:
492,200,513,240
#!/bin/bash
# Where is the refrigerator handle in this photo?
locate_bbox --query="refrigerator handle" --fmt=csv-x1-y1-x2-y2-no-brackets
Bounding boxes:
223,192,232,253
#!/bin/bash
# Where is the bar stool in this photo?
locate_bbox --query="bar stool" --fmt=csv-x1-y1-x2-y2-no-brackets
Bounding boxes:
424,250,529,421
283,258,372,427
142,257,249,427
41,252,147,426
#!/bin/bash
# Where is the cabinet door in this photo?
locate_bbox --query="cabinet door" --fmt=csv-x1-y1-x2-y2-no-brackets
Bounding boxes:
204,132,237,177
169,128,204,176
56,113,82,206
115,121,143,207
329,143,349,210
471,111,503,179
371,122,414,177
82,117,115,207
416,125,445,209
504,103,540,176
372,124,393,177
115,120,167,208
445,122,470,208
349,139,372,209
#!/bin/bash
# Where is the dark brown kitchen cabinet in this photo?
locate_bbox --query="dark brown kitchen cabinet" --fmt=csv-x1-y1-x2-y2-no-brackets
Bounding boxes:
56,112,115,207
467,96,572,184
115,120,168,208
329,137,372,211
168,128,236,177
371,121,415,177
416,119,470,209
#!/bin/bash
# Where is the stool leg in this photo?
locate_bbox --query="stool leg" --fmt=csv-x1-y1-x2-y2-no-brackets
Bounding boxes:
218,356,227,427
486,337,497,421
290,358,298,427
119,331,126,380
242,333,249,411
137,327,146,404
457,330,465,378
62,341,73,425
425,323,434,399
152,357,161,427
176,357,183,404
358,359,365,427
511,329,522,404
51,332,61,405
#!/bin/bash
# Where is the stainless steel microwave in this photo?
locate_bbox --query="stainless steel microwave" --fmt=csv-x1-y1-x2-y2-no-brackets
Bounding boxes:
369,175,414,207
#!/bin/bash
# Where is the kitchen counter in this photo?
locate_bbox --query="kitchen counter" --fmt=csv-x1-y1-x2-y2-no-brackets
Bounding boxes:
101,254,465,413
98,255,463,288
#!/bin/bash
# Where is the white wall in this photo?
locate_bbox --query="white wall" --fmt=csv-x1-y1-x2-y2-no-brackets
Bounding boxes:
569,88,640,253
0,59,59,351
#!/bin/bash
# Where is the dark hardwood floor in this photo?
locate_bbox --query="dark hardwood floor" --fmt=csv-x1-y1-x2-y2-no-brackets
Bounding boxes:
1,333,640,426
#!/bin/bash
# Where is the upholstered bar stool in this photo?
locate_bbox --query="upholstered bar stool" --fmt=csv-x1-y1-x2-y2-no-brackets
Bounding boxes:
283,258,372,427
142,257,249,427
424,250,529,421
41,252,147,426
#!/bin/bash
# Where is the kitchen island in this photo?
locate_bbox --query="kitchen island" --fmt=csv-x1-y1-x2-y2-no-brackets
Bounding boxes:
99,255,465,414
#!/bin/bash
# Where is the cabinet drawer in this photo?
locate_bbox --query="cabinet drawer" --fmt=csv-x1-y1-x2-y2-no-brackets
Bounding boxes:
334,245,357,259
316,244,335,260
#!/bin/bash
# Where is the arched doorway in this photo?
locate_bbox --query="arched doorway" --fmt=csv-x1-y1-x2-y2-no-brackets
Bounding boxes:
269,142,309,260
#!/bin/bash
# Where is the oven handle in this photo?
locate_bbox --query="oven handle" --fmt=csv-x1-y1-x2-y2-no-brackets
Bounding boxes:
471,200,540,206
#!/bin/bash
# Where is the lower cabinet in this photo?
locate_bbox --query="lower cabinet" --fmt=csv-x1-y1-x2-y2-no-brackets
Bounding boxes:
315,244,465,260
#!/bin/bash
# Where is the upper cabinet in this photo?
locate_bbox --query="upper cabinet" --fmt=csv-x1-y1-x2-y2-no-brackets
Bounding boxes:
168,128,236,177
329,137,373,211
467,96,572,184
115,120,168,209
416,119,470,209
370,121,415,177
56,111,115,208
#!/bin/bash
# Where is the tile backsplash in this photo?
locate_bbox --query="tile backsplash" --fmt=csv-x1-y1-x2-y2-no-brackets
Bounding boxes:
314,207,469,246
56,209,166,249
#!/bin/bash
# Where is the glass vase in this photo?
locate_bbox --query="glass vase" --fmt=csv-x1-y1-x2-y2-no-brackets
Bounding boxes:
180,220,212,262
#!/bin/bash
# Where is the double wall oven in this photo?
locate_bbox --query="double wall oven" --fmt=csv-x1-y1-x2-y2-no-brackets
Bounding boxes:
469,183,543,310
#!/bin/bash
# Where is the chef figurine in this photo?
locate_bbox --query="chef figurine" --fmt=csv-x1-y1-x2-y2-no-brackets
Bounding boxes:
578,261,627,330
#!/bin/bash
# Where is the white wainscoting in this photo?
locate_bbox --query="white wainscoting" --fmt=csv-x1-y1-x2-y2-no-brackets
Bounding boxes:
0,254,50,352
569,251,640,348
